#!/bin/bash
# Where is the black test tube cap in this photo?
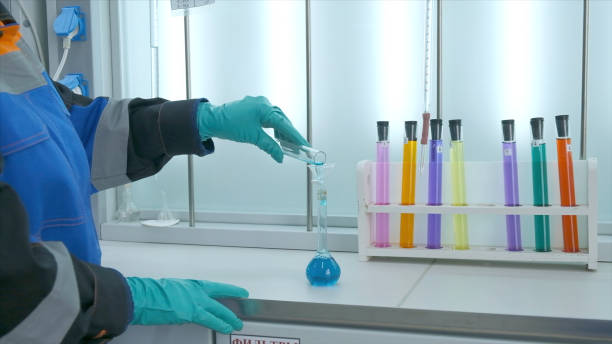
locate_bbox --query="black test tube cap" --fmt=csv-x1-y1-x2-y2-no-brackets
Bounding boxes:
555,115,569,138
502,119,515,142
530,117,544,141
404,121,417,141
449,119,462,141
377,121,389,141
430,119,443,141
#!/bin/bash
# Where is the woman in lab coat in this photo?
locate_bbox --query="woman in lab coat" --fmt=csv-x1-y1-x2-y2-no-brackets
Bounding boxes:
0,4,308,343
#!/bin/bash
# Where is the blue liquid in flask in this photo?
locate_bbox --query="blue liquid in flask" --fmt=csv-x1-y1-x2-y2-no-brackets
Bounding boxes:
306,164,341,286
306,253,341,286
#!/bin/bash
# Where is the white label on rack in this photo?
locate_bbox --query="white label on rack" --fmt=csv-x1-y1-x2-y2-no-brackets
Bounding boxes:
437,145,443,153
171,0,214,10
503,148,513,156
230,334,300,344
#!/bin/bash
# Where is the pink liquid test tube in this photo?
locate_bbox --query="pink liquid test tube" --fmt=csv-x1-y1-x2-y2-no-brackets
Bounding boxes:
375,121,390,247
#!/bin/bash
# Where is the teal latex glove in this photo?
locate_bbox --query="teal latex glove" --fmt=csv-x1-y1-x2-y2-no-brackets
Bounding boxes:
126,277,248,334
197,96,309,163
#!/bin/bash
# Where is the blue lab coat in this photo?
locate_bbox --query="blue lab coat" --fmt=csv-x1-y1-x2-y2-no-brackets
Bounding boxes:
0,22,214,264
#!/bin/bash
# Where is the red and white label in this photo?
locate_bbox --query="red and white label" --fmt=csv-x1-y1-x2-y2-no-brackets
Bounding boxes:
230,334,300,344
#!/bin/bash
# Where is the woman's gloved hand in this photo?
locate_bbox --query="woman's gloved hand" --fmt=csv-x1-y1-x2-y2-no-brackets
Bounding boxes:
126,277,248,334
197,96,309,163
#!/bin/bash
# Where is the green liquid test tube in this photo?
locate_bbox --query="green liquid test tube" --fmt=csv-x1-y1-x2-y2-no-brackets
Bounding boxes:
530,118,551,252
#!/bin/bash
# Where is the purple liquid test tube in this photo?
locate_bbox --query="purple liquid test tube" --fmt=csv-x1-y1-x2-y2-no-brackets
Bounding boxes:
427,119,443,249
502,120,522,251
375,121,390,247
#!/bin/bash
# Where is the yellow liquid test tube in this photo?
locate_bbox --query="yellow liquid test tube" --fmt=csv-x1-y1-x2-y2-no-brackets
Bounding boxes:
400,121,418,248
449,120,469,249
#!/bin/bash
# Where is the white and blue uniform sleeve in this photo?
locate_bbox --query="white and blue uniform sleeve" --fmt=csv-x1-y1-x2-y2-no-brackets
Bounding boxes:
53,82,215,192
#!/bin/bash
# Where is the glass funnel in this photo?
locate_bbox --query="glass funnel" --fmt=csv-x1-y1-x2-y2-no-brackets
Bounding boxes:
306,163,341,286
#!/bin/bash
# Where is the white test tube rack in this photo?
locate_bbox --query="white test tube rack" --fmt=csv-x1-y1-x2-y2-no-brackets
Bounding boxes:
356,159,598,270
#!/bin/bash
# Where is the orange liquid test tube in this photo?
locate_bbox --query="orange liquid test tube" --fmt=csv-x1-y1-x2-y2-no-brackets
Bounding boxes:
555,115,579,252
400,121,418,248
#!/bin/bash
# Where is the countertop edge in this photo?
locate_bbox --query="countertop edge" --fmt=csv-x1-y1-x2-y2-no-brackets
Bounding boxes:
219,298,612,343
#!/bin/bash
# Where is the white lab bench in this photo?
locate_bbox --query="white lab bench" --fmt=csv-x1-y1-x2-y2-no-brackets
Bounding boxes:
101,240,612,343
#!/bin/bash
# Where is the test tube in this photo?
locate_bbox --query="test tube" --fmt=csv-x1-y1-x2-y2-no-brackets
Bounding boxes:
400,121,418,248
530,117,551,252
279,140,326,165
502,120,522,251
427,119,443,249
375,121,390,248
555,115,580,252
449,119,469,250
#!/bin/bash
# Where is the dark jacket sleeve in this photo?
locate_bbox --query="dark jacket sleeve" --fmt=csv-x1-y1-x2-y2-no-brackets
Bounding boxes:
53,82,214,188
0,153,133,343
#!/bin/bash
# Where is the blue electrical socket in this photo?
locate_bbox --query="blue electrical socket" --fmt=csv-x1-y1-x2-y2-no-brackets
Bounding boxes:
58,73,89,97
53,6,86,41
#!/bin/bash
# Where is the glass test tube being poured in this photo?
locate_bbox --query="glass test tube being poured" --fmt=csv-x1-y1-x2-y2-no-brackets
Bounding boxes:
279,140,326,165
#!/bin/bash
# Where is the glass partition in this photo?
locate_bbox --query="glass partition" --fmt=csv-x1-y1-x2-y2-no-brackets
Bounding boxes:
117,0,610,228
126,0,307,218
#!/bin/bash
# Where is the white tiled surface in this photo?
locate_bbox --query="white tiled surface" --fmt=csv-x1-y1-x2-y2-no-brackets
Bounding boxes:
101,241,431,307
101,241,612,320
401,260,612,320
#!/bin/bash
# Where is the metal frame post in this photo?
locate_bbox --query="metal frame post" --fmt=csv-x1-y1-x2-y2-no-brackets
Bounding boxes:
580,0,589,160
306,0,313,232
184,15,196,227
